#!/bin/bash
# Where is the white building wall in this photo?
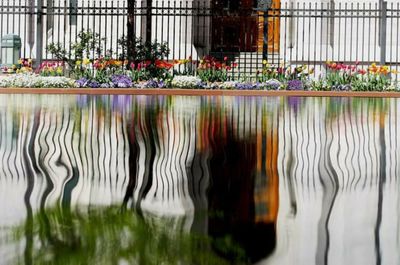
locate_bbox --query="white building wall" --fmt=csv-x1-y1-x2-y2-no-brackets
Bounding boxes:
280,0,400,76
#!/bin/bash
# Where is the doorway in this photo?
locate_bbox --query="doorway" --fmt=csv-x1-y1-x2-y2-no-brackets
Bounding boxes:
211,0,281,53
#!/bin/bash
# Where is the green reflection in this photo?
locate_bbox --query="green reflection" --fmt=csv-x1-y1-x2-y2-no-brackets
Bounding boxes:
6,206,248,265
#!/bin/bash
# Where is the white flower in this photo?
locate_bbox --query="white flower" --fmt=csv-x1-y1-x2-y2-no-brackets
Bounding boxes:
0,73,75,88
171,75,202,88
218,81,238,89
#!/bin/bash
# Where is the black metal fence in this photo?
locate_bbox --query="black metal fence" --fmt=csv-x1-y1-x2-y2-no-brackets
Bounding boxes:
1,0,400,80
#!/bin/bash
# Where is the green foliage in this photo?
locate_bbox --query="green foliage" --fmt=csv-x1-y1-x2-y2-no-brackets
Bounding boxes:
117,36,170,62
256,62,312,83
351,74,391,91
5,206,248,265
197,56,234,83
118,36,172,80
46,30,105,78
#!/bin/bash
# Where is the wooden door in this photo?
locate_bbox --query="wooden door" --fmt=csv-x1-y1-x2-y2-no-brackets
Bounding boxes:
257,0,281,53
211,0,281,53
211,0,258,52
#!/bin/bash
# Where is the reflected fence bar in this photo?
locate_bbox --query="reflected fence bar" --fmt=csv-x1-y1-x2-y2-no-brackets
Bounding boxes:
0,0,399,80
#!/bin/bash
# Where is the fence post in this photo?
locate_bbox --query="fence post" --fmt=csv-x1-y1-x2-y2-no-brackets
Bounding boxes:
258,0,272,62
36,0,43,67
127,0,135,61
379,1,387,66
263,11,269,62
145,0,152,43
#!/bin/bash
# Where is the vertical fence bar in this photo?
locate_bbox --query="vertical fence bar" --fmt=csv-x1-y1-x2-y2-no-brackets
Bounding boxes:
6,0,10,33
295,2,299,65
105,0,109,55
321,2,325,76
0,1,3,46
146,0,152,42
301,2,305,64
362,3,365,65
69,0,73,59
373,2,377,62
350,3,353,63
23,0,27,58
338,2,342,62
380,1,387,66
355,3,359,64
396,3,400,81
262,9,268,63
289,1,293,67
283,2,287,69
179,1,182,60
344,3,348,63
99,0,103,57
313,2,317,75
307,2,311,67
154,0,158,43
36,0,43,66
172,0,176,61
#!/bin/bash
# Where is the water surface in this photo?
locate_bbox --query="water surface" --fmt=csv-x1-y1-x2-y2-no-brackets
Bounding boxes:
0,95,399,265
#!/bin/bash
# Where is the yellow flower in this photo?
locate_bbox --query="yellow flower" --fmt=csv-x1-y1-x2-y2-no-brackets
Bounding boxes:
56,67,63,74
82,58,90,65
262,60,268,65
76,60,82,66
28,58,33,64
114,60,123,67
18,59,23,64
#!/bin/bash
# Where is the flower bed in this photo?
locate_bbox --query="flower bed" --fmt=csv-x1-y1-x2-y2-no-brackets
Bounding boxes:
1,30,399,92
0,73,75,88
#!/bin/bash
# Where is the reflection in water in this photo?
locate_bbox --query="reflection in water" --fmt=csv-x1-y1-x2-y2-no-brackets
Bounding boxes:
0,95,399,264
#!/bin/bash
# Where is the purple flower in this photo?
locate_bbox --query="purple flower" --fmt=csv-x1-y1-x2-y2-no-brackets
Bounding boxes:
144,79,158,88
111,74,133,88
235,82,259,90
88,80,100,88
144,79,166,88
264,79,282,90
198,82,207,89
158,80,166,88
76,78,89,88
287,79,304,90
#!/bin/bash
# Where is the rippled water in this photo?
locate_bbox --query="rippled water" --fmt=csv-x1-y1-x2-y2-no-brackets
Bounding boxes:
0,95,399,265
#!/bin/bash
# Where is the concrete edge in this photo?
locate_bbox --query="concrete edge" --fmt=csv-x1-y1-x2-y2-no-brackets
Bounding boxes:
0,88,400,97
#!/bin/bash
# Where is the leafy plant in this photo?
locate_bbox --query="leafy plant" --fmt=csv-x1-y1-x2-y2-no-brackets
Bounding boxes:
256,61,312,84
173,57,196,76
46,30,105,75
197,56,236,83
117,36,172,80
38,61,64,76
324,62,396,91
325,61,362,89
